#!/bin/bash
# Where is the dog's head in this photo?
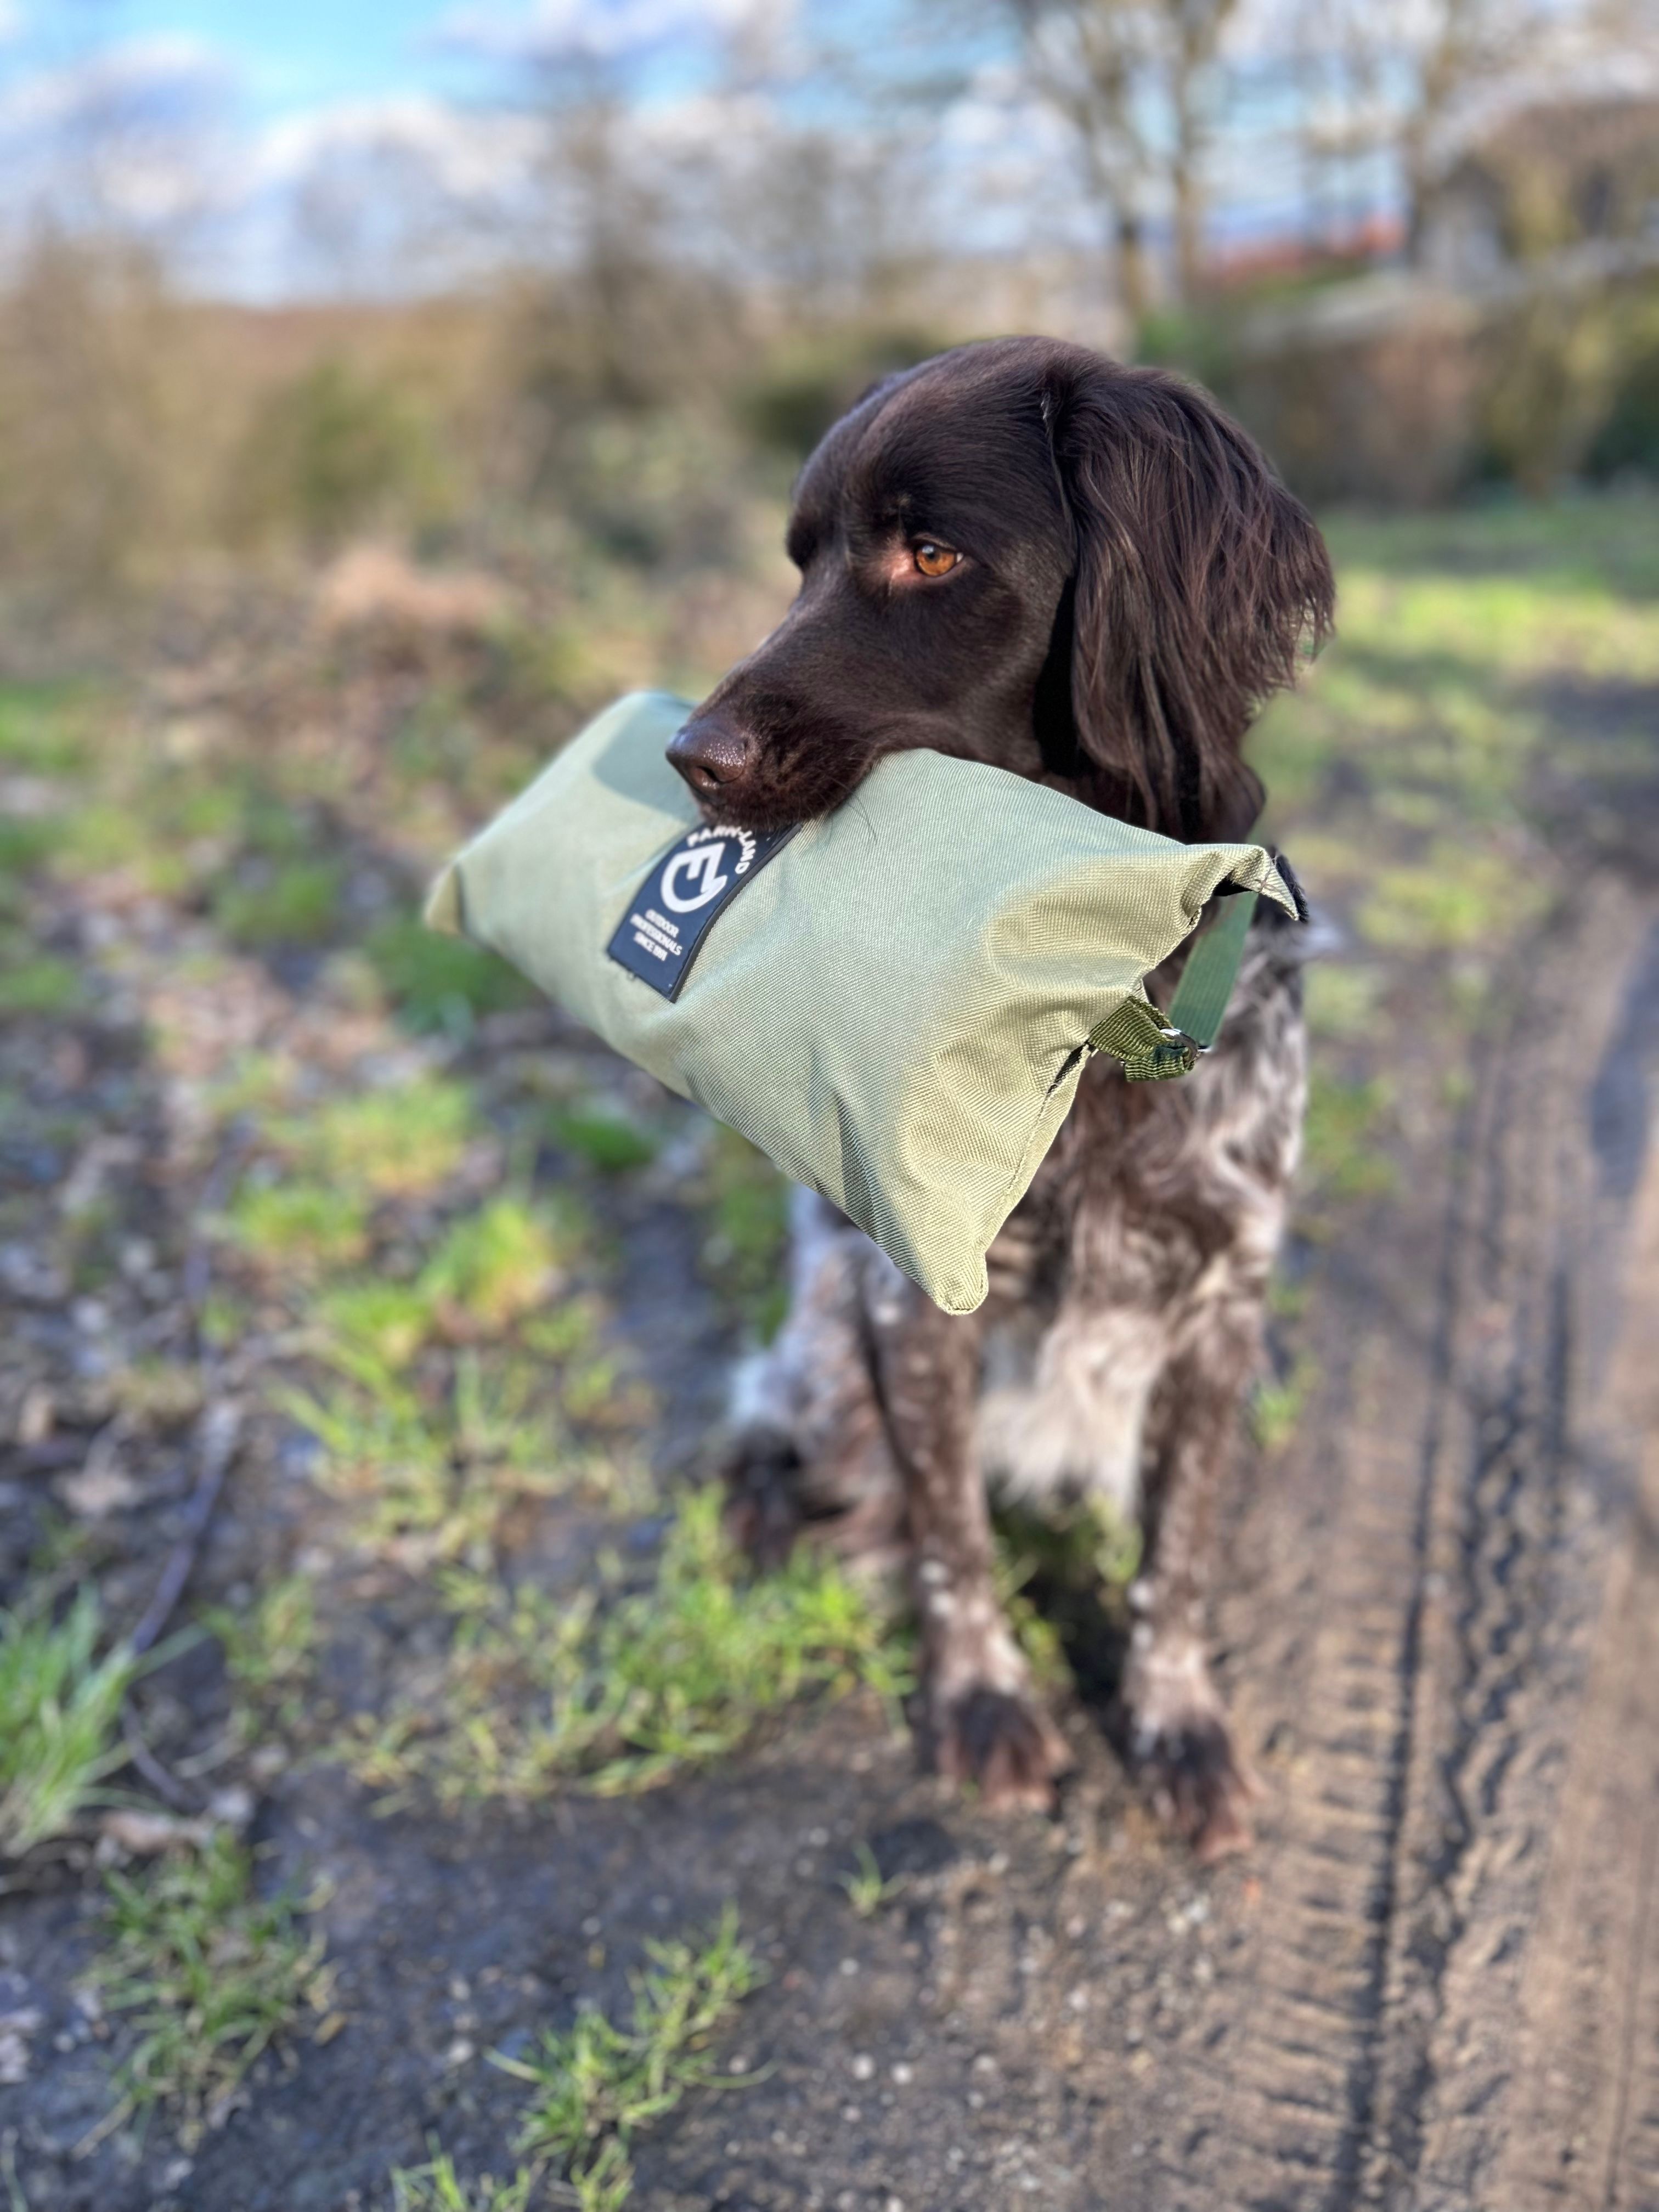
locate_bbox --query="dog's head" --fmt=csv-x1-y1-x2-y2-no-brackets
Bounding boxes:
668,336,1333,843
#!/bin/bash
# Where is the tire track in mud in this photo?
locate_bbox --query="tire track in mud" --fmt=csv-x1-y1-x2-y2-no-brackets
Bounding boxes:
1165,879,1658,2212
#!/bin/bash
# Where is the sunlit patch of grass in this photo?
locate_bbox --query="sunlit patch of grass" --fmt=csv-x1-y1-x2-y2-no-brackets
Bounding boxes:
60,799,173,885
419,1196,565,1334
368,914,534,1035
213,859,342,948
315,1279,435,1369
278,1347,575,1565
202,1577,318,1738
298,1076,476,1199
1304,964,1385,1041
1356,844,1551,953
0,815,66,878
224,1178,371,1274
695,1123,789,1342
92,1833,330,2148
347,1486,909,1807
551,1105,659,1175
1300,1071,1396,1209
493,1906,760,2210
0,680,92,772
0,943,84,1015
1252,1355,1319,1454
0,1590,140,1858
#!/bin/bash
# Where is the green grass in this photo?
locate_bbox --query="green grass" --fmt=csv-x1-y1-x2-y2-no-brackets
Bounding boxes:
1304,963,1385,1041
1356,846,1552,956
278,1346,573,1564
493,1905,760,2210
224,1178,372,1273
212,859,343,948
347,1485,909,1807
202,1577,318,1739
92,1833,330,2147
0,680,92,772
0,1590,140,1857
294,1076,476,1199
550,1107,659,1175
0,945,84,1015
1252,1355,1320,1454
390,2151,536,2212
368,914,535,1035
1301,1073,1397,1210
418,1197,567,1333
840,1840,904,1920
314,1278,436,1369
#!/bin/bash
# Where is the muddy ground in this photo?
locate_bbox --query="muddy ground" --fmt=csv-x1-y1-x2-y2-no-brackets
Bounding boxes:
3,507,1659,2211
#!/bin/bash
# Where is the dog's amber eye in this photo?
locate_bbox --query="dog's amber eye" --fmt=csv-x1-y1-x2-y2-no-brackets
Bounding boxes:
913,540,960,578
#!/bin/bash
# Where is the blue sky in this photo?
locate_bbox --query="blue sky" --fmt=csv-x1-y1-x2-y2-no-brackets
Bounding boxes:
0,0,1402,300
105,1,476,115
13,0,823,120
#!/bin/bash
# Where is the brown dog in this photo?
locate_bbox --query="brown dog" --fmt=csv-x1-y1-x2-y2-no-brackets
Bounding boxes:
667,337,1334,1859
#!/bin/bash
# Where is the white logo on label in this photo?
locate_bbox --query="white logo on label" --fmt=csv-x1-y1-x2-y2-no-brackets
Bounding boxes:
660,842,731,912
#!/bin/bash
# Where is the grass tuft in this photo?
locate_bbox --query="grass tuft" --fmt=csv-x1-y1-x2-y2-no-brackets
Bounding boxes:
493,1905,760,2209
0,1590,140,1858
551,1107,659,1176
213,859,342,947
301,1076,475,1198
347,1485,909,1805
840,1841,904,1920
419,1197,565,1333
0,944,84,1015
225,1178,371,1273
93,1832,330,2147
390,2150,537,2212
368,914,534,1035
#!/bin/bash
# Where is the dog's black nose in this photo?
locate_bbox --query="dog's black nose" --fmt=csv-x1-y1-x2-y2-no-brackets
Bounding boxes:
667,714,755,798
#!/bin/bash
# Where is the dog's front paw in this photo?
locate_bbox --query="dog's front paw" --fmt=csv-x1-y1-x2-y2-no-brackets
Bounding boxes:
721,1423,808,1568
1134,1709,1258,1863
1126,1634,1259,1862
931,1682,1072,1812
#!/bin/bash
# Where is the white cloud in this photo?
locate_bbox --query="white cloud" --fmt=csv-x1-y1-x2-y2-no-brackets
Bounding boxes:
257,92,539,202
0,3,22,45
439,0,786,65
0,37,239,241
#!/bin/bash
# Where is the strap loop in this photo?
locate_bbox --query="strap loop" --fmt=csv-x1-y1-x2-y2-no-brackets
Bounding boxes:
1088,996,1200,1082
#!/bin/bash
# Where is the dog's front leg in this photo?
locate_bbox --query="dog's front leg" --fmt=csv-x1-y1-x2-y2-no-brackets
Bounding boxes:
1129,1305,1265,1860
864,1265,1070,1811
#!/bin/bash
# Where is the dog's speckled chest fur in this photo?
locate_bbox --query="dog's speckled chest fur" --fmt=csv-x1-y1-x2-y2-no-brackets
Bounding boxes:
730,904,1306,1532
979,917,1307,1516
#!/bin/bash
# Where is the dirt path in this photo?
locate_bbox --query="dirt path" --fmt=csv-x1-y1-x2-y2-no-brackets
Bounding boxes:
2,875,1651,2212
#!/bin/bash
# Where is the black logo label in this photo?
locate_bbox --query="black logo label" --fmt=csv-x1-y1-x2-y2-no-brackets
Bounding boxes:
606,822,798,1000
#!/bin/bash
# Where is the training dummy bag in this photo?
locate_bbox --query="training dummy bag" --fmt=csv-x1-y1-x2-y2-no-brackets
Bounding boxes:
426,692,1298,1314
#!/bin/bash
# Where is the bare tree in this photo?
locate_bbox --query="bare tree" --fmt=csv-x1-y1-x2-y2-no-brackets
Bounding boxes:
998,0,1239,317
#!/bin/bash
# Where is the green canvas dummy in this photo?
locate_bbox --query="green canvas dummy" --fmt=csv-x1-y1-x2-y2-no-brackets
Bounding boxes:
426,692,1299,1315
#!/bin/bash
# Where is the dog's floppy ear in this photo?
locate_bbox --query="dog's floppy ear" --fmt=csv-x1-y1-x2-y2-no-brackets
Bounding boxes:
1045,360,1334,842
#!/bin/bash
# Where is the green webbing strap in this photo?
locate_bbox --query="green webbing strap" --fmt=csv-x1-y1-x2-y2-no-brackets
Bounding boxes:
1088,887,1260,1082
1166,887,1259,1051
